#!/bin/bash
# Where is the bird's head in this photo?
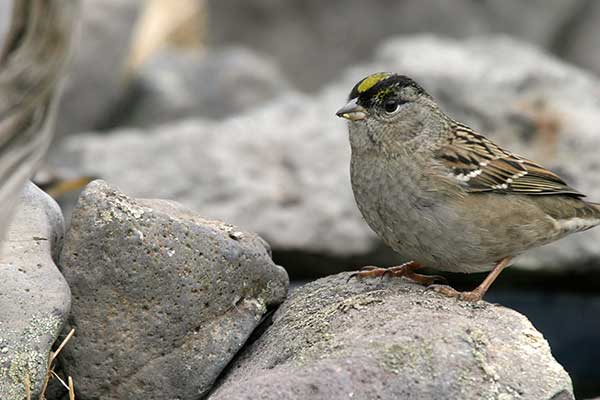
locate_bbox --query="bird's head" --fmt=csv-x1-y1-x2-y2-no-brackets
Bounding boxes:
337,73,441,150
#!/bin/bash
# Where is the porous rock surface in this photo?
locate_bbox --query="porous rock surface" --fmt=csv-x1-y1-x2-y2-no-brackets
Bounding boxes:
53,36,600,272
209,273,574,400
0,183,70,400
58,180,288,400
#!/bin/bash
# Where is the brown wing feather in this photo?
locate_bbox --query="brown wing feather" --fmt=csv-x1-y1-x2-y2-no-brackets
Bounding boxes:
437,122,583,197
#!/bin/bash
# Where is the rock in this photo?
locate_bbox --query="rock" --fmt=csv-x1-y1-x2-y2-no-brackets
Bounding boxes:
485,289,600,398
558,1,600,81
58,180,288,400
0,183,70,400
207,0,585,91
52,36,600,273
113,47,291,128
52,94,378,277
54,0,141,137
0,1,11,49
208,273,574,400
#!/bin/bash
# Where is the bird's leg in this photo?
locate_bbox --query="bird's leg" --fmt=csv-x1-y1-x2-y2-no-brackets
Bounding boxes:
427,257,512,302
348,261,447,285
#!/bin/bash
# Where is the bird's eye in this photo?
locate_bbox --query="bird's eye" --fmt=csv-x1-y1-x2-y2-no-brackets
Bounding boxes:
383,99,401,114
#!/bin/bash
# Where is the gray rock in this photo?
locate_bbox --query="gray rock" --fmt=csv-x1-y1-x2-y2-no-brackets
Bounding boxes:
117,47,291,128
52,36,600,273
52,94,373,266
207,0,585,91
558,1,600,80
209,273,574,400
54,0,141,136
0,183,70,400
58,180,288,400
0,1,11,50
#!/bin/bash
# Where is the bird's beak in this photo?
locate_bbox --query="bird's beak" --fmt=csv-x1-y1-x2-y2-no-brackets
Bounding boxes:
336,98,368,121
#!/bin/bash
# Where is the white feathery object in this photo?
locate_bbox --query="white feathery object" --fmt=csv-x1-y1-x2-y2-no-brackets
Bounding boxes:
0,0,78,241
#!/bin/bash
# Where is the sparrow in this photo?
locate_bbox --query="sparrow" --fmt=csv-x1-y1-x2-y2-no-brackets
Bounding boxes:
336,72,600,301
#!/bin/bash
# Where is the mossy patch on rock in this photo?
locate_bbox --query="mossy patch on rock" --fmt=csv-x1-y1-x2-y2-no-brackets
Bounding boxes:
0,183,69,400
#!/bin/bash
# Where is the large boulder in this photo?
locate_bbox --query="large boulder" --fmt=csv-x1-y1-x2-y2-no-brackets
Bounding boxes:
52,36,600,273
58,180,288,400
0,183,70,400
207,0,585,91
209,273,574,400
114,47,291,128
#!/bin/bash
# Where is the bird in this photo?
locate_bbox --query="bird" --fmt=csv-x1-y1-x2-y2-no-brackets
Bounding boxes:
336,72,600,301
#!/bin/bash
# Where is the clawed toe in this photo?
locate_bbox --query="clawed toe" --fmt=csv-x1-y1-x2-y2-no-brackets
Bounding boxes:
426,284,483,302
426,284,457,296
351,257,509,302
381,268,395,279
348,262,447,287
430,275,448,284
347,267,388,282
348,265,411,283
406,273,447,286
359,265,380,271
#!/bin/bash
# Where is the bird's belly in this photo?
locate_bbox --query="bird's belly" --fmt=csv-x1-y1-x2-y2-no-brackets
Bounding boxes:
350,156,552,273
355,191,503,272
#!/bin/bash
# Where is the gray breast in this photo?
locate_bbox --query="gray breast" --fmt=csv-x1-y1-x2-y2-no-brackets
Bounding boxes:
349,150,510,273
351,152,441,255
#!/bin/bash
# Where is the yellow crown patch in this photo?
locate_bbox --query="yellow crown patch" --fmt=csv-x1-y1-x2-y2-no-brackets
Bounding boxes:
357,72,392,94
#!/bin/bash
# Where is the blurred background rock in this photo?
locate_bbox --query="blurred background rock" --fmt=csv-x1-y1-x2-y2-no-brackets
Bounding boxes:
6,0,599,398
208,0,600,91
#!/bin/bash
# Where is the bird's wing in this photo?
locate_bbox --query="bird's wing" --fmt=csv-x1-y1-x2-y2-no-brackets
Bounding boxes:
436,122,584,197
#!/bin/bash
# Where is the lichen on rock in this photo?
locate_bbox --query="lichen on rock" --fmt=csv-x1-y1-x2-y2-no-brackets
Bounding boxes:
0,183,70,400
209,273,574,400
58,180,289,400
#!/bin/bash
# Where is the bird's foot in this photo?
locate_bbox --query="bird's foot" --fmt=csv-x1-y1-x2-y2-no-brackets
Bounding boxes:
425,257,512,302
346,266,390,281
426,284,484,302
348,261,446,286
403,272,447,286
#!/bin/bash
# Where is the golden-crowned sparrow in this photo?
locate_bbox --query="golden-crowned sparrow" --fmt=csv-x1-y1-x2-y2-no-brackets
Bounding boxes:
336,72,600,301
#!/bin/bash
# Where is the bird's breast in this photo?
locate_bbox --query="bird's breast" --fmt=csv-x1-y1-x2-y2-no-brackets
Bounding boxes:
350,152,440,242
